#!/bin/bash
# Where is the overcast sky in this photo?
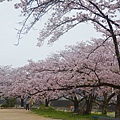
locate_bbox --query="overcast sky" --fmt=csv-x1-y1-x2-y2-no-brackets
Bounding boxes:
0,1,101,68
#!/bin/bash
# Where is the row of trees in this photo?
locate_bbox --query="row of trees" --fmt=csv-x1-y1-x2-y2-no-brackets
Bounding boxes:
0,39,120,117
13,0,119,117
0,0,119,118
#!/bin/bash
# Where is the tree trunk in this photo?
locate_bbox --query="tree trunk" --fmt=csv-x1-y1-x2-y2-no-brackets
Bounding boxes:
115,94,120,118
45,99,49,107
73,96,79,113
84,99,92,115
102,93,108,115
83,94,94,115
102,104,108,115
106,16,120,118
21,98,24,107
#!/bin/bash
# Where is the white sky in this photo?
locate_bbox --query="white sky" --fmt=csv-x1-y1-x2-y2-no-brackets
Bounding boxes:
0,1,101,68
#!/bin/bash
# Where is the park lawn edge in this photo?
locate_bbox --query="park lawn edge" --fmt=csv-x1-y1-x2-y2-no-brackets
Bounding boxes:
31,106,94,120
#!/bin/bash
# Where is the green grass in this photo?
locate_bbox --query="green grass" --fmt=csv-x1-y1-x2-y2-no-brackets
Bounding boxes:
31,105,116,120
31,105,93,120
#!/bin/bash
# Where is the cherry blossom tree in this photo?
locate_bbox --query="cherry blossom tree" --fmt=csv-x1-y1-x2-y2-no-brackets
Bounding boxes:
1,0,119,116
56,40,119,114
94,86,116,115
12,0,119,45
13,39,118,114
13,1,120,116
0,38,119,115
13,0,120,72
12,0,120,71
0,65,14,97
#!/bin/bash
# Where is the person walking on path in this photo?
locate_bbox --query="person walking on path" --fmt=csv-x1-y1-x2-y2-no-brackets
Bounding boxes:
25,99,30,110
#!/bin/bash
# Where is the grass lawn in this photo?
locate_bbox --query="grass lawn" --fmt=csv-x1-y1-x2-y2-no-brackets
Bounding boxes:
31,106,93,120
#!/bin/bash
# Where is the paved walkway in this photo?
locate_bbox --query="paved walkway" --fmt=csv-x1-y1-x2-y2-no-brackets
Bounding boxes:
0,109,61,120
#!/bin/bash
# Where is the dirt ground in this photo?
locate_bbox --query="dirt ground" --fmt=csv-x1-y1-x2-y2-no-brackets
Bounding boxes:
0,109,61,120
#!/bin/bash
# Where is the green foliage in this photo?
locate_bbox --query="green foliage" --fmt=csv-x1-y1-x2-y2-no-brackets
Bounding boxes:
1,104,9,107
31,105,93,120
39,104,55,111
1,98,16,107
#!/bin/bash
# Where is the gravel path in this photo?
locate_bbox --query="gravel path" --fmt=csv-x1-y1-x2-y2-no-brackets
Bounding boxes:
0,109,61,120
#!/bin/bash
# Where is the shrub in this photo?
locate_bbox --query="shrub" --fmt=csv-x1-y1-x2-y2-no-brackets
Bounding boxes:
1,98,16,107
